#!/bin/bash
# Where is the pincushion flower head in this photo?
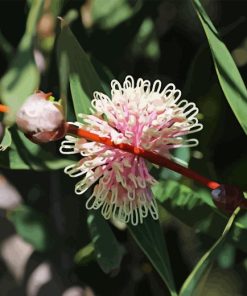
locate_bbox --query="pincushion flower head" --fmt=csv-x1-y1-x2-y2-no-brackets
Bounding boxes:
60,76,203,225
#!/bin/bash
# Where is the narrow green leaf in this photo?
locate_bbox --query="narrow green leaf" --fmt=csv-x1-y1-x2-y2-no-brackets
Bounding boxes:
192,0,247,135
87,210,125,274
57,23,103,120
0,0,43,126
179,207,240,296
153,180,247,252
0,127,12,151
50,0,66,16
56,39,69,116
8,204,55,252
57,19,124,276
128,216,177,296
8,127,74,170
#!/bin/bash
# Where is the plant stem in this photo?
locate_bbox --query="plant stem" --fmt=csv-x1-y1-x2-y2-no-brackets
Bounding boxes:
66,123,220,190
0,104,9,113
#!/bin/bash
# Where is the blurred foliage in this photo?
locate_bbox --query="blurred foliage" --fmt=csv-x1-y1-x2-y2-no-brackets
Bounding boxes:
91,0,138,29
87,210,125,274
74,242,95,265
8,204,55,252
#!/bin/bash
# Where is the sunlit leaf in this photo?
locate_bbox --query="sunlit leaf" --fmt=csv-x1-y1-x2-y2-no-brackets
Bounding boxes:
193,0,247,135
179,207,240,296
128,216,178,296
8,127,74,170
87,210,125,274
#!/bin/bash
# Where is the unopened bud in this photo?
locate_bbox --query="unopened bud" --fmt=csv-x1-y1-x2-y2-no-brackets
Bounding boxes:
16,92,66,144
211,184,247,213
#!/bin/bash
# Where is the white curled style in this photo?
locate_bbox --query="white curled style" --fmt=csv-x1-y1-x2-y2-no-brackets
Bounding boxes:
123,75,134,89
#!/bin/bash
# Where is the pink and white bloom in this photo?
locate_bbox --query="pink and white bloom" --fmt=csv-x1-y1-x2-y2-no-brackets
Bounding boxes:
60,76,202,225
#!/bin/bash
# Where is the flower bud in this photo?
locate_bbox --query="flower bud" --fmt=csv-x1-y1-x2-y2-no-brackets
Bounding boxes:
211,184,247,213
16,91,66,144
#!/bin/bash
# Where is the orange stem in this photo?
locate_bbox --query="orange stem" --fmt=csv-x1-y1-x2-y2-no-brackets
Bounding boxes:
0,104,9,113
66,123,220,190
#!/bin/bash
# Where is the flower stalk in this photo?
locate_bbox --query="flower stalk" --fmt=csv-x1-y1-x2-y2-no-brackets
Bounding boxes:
66,123,220,190
0,104,9,113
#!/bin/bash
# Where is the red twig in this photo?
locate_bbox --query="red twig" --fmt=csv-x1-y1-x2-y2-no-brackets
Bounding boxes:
0,104,9,113
66,123,220,190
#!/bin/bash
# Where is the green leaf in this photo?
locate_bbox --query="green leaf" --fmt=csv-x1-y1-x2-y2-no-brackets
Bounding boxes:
153,180,247,252
8,127,74,170
74,243,95,265
0,127,12,151
128,216,177,296
87,210,125,274
50,0,66,16
179,207,240,296
192,0,247,135
8,204,55,252
58,21,125,275
57,23,103,120
91,0,135,29
0,0,43,126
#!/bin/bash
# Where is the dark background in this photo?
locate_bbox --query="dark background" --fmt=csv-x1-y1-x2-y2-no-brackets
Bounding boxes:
0,0,247,295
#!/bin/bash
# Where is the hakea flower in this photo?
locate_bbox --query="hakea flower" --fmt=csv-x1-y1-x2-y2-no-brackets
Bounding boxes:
16,91,66,144
60,76,203,225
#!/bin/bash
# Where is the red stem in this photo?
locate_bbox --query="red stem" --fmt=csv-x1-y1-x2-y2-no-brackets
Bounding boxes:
66,123,220,190
0,104,9,113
